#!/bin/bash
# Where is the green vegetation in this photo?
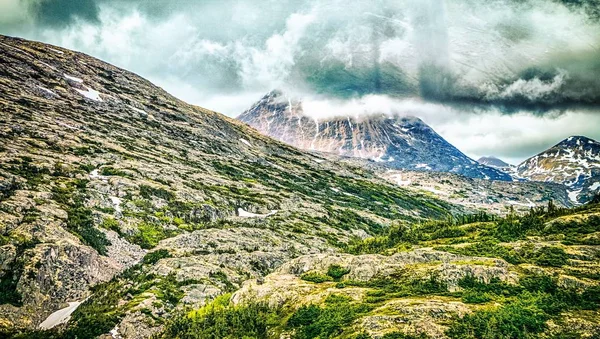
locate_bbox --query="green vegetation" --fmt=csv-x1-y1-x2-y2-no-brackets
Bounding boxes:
288,295,373,339
100,166,131,177
52,179,110,255
448,273,600,338
301,272,333,283
158,294,279,339
126,222,178,249
139,184,176,201
532,246,569,267
143,249,172,265
327,264,350,280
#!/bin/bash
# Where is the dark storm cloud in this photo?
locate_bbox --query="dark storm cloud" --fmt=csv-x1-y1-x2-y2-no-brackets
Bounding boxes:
30,0,100,27
1,0,600,161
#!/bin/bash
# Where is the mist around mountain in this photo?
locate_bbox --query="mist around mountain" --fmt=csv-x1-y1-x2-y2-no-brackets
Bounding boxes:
238,91,511,181
0,36,599,339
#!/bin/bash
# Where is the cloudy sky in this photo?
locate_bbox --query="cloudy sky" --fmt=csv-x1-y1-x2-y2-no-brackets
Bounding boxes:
2,0,600,164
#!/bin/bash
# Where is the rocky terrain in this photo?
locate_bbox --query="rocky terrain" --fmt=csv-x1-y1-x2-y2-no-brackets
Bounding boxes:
156,200,600,339
0,35,599,339
238,91,511,181
0,35,455,336
516,136,600,204
377,169,572,215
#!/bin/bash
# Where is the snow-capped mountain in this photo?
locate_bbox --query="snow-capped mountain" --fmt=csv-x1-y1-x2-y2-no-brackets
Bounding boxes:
516,136,600,203
477,156,512,169
477,156,520,179
238,91,512,181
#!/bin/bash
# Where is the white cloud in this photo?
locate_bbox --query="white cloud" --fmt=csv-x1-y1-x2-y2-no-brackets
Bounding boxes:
433,110,600,164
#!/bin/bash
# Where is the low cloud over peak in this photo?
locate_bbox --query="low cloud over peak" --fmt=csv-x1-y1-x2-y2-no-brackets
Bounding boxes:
1,0,599,162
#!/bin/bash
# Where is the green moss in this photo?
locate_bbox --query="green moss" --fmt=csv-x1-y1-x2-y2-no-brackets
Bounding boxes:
126,222,177,249
301,271,333,283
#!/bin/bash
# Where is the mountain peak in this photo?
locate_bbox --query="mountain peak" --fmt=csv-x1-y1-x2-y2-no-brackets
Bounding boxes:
556,135,599,148
517,135,600,203
239,92,512,181
477,156,512,168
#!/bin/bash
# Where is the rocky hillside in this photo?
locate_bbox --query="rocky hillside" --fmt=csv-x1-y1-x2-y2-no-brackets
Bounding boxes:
0,35,458,336
157,198,600,339
517,136,600,204
238,91,511,181
378,169,572,215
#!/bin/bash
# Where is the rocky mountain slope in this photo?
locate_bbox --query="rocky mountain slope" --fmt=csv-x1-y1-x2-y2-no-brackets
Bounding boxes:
156,199,600,339
238,91,512,181
378,169,572,215
2,35,599,339
0,35,457,336
516,136,600,204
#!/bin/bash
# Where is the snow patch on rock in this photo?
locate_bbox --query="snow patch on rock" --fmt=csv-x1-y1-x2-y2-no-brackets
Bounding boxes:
238,208,277,218
64,74,83,83
39,301,83,329
75,86,103,102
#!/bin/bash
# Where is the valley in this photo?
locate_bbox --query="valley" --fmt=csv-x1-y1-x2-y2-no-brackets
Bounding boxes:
0,35,598,339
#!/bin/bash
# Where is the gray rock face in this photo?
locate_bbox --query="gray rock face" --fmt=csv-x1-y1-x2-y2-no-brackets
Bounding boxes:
238,90,512,181
376,168,572,214
273,250,515,289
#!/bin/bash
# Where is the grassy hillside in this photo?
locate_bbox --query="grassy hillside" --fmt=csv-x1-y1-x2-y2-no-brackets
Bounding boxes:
143,198,600,339
0,34,456,335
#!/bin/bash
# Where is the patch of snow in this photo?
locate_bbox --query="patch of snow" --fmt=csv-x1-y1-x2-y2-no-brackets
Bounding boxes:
37,85,56,96
110,196,122,213
56,121,78,130
39,301,83,330
568,189,582,203
240,138,252,147
128,105,147,116
89,169,100,179
75,86,103,102
238,208,277,218
590,182,600,191
40,62,56,70
313,158,325,163
388,156,395,162
49,48,64,55
415,163,432,170
64,74,83,83
110,325,123,339
330,187,340,193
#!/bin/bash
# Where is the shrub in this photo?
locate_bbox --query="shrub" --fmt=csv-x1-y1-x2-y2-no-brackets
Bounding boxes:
446,293,549,338
158,295,278,339
461,291,493,304
533,247,569,267
287,295,372,339
139,184,175,201
100,217,120,233
327,264,350,280
126,222,176,249
143,249,171,265
301,271,333,283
